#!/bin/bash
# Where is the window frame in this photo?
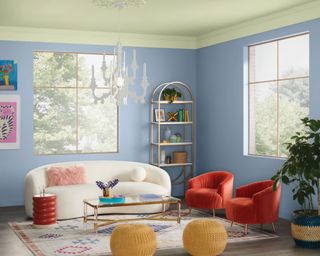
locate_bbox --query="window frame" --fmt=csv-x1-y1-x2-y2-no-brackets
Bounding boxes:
247,32,310,158
33,50,119,156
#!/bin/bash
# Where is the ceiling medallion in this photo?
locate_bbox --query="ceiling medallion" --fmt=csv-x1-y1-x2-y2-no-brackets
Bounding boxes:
93,0,147,9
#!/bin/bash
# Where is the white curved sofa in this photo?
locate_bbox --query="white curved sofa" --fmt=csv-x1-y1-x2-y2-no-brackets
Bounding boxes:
25,161,171,220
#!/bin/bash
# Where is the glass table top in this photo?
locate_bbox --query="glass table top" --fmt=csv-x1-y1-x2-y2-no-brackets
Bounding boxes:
84,194,180,208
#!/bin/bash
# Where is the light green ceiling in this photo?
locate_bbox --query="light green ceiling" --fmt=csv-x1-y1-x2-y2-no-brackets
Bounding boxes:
0,0,316,37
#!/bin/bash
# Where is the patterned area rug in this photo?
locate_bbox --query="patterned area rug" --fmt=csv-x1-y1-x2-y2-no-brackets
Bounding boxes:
9,210,278,256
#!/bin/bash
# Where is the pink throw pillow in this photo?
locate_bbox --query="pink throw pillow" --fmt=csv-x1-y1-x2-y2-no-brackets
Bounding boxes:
47,166,86,186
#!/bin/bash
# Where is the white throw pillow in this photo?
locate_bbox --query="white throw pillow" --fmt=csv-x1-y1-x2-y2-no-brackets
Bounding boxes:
130,167,146,182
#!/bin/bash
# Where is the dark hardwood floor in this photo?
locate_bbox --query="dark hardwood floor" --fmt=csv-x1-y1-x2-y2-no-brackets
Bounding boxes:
1,205,319,256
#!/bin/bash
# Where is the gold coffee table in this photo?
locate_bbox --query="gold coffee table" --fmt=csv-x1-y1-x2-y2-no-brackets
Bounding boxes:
83,194,181,231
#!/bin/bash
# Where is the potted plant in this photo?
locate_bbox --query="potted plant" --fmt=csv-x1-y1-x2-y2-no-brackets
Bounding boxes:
162,88,182,103
272,117,320,249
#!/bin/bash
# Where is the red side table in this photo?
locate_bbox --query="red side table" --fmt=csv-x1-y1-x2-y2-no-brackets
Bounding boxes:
33,194,57,228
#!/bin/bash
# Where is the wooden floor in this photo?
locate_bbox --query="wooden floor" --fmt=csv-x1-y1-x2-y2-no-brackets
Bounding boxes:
1,206,319,256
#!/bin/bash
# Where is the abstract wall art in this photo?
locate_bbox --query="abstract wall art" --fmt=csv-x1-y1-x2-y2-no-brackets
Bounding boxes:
0,60,18,91
0,95,20,149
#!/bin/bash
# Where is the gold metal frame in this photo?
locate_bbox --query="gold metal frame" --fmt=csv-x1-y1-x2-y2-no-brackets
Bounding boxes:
247,33,309,158
33,51,119,155
83,197,181,231
149,81,194,191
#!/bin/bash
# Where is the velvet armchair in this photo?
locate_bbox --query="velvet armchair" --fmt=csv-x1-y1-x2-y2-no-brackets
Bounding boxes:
185,171,234,216
225,180,281,234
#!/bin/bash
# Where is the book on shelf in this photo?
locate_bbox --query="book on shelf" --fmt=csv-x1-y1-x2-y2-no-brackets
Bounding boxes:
185,110,190,122
178,109,184,122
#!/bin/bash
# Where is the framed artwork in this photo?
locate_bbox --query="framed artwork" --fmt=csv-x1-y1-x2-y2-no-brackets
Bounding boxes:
0,60,18,91
0,95,20,149
154,109,165,122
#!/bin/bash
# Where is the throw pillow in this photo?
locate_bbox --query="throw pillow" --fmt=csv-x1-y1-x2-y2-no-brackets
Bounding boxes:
130,167,146,182
47,165,86,186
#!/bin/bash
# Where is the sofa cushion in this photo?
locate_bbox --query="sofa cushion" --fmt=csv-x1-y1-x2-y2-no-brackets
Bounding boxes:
47,165,86,186
130,167,146,182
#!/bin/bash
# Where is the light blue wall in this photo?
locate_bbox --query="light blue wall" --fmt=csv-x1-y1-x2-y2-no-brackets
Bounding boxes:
0,41,196,206
196,18,320,219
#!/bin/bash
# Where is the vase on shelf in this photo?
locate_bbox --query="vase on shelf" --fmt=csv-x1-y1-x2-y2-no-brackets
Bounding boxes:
164,127,171,140
161,150,166,164
103,188,110,197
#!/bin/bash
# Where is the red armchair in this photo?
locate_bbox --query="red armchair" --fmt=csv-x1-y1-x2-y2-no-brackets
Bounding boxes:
185,171,234,216
225,180,281,234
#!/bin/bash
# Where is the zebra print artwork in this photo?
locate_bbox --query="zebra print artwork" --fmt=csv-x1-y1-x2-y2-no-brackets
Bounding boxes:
0,105,15,141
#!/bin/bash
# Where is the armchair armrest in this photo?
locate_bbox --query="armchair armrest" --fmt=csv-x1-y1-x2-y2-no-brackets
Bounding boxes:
217,175,234,207
188,173,211,189
236,180,274,198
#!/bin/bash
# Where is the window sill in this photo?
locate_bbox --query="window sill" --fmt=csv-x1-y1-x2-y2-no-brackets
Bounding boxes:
244,154,287,161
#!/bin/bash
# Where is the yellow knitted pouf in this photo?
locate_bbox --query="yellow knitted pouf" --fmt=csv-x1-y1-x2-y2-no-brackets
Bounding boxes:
110,224,157,256
183,219,228,256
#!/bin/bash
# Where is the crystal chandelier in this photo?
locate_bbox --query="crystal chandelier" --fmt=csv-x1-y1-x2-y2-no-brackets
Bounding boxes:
91,0,149,105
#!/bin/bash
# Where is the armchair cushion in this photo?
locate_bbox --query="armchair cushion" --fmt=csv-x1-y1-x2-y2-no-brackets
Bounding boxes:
186,188,222,209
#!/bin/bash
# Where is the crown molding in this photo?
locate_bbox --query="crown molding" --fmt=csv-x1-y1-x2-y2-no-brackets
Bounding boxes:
197,0,320,49
0,1,320,50
0,26,197,49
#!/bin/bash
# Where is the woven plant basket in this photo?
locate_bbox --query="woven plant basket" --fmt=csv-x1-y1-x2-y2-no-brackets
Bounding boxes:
291,213,320,249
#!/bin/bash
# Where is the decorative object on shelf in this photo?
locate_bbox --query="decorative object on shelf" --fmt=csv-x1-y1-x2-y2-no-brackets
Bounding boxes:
96,179,119,198
169,134,177,143
164,127,172,140
271,117,320,248
165,156,172,164
167,111,178,122
175,133,182,142
0,60,17,91
160,150,166,164
184,110,190,122
154,108,165,122
173,151,187,163
0,95,20,149
91,0,149,105
178,109,184,122
161,88,182,103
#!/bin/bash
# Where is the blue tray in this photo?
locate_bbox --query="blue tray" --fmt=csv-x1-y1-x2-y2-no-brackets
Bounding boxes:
99,196,125,204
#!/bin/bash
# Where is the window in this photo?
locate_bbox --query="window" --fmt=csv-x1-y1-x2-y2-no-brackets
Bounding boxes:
33,52,118,155
248,33,309,157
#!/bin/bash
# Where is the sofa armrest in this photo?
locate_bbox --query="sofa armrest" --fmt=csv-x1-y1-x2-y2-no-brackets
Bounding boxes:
144,165,171,195
24,168,49,217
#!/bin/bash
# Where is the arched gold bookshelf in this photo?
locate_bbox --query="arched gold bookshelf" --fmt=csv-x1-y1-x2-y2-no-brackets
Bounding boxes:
150,81,194,190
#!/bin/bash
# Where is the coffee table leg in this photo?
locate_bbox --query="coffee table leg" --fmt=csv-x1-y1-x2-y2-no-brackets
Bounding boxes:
161,202,165,217
94,207,98,232
83,203,87,223
177,201,181,224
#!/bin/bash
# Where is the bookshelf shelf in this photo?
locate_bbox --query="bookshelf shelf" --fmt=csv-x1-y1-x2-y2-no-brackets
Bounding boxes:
151,122,193,125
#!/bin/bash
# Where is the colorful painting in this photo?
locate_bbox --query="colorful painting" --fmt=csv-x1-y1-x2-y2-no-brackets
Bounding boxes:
0,60,18,91
0,95,20,149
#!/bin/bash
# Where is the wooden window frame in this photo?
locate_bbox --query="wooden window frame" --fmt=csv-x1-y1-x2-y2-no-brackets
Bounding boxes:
248,33,309,158
33,51,119,155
